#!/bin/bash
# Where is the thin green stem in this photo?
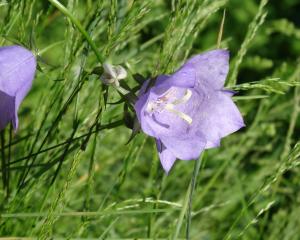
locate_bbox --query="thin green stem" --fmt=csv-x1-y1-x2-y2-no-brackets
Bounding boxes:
217,9,226,48
6,119,123,167
48,0,104,63
172,154,204,240
1,209,175,218
186,155,203,239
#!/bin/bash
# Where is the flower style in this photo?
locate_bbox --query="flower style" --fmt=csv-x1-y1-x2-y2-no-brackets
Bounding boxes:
0,45,37,131
134,50,245,173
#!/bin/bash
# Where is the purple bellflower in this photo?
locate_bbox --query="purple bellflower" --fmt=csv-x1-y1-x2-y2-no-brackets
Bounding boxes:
0,45,37,131
134,50,245,173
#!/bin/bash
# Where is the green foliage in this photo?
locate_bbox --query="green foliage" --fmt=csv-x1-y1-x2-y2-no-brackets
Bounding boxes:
0,0,300,239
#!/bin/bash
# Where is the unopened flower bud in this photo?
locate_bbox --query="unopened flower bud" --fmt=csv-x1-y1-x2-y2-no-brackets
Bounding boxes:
100,63,127,87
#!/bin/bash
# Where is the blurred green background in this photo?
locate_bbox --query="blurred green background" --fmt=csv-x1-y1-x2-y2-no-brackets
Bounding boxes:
0,0,300,239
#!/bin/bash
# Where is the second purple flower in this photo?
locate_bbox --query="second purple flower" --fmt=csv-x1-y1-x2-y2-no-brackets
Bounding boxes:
134,49,245,173
0,45,37,131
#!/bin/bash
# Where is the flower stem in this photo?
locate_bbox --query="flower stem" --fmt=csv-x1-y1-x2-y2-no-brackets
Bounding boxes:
217,9,226,49
115,85,130,95
186,154,204,239
48,0,104,64
172,153,204,240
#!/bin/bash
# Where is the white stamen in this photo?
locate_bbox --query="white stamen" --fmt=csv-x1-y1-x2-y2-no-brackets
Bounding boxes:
172,89,192,105
165,104,193,124
146,88,193,125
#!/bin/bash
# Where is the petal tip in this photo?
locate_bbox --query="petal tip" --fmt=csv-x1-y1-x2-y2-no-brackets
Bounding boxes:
219,49,230,57
205,140,221,149
157,143,177,174
161,160,175,174
239,121,246,128
222,89,236,97
160,155,176,173
9,45,36,61
12,115,19,131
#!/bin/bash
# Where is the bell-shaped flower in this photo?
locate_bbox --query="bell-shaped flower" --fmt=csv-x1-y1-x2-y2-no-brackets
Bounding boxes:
0,45,37,130
134,50,245,173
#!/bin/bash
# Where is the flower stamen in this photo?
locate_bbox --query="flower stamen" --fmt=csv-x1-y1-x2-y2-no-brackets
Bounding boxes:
172,89,192,105
146,89,193,124
165,103,193,124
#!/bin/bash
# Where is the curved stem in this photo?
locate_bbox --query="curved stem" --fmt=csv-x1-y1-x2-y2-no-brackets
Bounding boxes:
48,0,104,64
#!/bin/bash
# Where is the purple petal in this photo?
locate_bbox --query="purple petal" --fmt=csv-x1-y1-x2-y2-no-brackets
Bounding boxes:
157,66,196,89
138,75,170,98
156,139,176,173
221,89,236,97
138,79,151,96
192,90,245,148
0,45,36,96
0,45,37,130
134,49,245,173
135,83,193,138
154,75,170,86
186,49,229,90
0,91,15,130
147,88,203,138
205,139,221,149
13,79,34,129
159,132,206,160
134,90,158,138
